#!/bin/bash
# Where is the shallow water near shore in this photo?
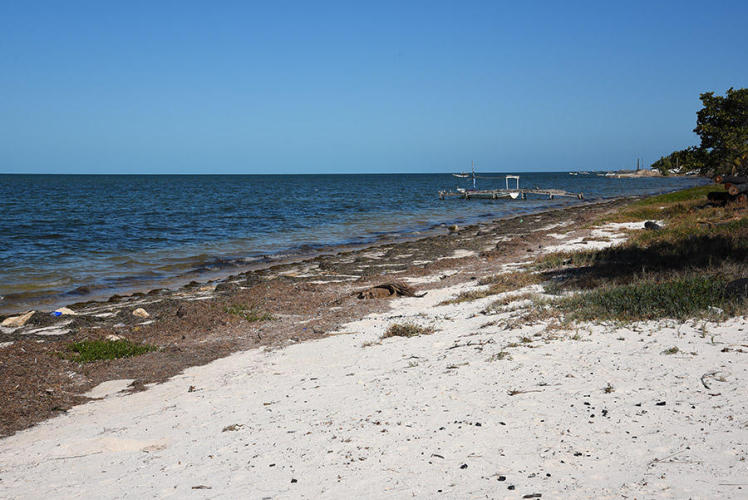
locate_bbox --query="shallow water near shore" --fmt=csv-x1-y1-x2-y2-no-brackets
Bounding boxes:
0,172,705,313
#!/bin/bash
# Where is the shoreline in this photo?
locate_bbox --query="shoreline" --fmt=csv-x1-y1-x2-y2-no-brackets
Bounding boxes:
1,172,709,316
0,197,636,437
0,195,631,317
0,189,745,498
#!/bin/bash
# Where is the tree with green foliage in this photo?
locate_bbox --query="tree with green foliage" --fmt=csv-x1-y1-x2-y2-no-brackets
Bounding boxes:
694,87,748,176
652,88,747,177
651,146,705,176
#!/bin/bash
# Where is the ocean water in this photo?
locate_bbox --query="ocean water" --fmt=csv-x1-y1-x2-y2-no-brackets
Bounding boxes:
0,173,706,313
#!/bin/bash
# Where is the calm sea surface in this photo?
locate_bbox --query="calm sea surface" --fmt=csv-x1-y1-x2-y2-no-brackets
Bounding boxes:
0,173,706,313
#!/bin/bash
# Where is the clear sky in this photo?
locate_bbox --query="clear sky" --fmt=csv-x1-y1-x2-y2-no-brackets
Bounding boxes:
1,1,746,174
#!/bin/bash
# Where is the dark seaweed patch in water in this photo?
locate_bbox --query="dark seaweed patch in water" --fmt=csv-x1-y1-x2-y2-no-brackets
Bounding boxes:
296,243,323,252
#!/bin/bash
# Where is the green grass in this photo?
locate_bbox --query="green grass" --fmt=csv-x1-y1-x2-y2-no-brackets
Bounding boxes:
631,184,722,206
534,207,747,294
65,339,157,363
522,185,747,324
600,184,726,223
557,275,744,322
225,304,274,322
381,322,434,339
628,214,748,250
610,203,691,223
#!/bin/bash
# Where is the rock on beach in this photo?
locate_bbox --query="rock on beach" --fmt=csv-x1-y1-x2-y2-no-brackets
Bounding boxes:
1,311,35,327
132,308,150,319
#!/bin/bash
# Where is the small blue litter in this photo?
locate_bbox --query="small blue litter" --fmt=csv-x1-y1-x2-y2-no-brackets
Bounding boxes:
51,311,62,317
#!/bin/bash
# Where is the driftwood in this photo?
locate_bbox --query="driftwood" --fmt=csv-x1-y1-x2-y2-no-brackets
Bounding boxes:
726,182,748,196
356,282,427,299
714,175,748,184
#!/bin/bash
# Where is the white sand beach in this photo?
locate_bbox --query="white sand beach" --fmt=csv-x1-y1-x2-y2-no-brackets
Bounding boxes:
3,4,746,498
1,262,746,498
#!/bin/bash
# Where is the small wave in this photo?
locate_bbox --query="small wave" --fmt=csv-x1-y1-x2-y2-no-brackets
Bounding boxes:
1,288,63,303
66,286,94,296
35,233,67,240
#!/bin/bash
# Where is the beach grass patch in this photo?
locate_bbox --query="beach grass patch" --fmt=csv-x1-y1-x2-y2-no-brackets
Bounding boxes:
633,184,722,206
557,275,743,322
382,322,434,339
600,184,725,223
608,203,690,223
484,185,744,324
543,281,565,295
478,271,543,289
225,304,273,322
628,213,748,253
65,339,157,363
535,210,747,296
494,297,565,333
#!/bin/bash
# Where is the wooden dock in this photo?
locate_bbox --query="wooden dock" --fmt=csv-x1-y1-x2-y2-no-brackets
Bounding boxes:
439,172,584,201
438,188,584,200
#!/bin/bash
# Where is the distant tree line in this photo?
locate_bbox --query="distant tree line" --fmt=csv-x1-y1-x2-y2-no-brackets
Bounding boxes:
652,88,747,177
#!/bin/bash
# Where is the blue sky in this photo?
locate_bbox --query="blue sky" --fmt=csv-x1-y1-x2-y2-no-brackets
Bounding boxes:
1,1,746,174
